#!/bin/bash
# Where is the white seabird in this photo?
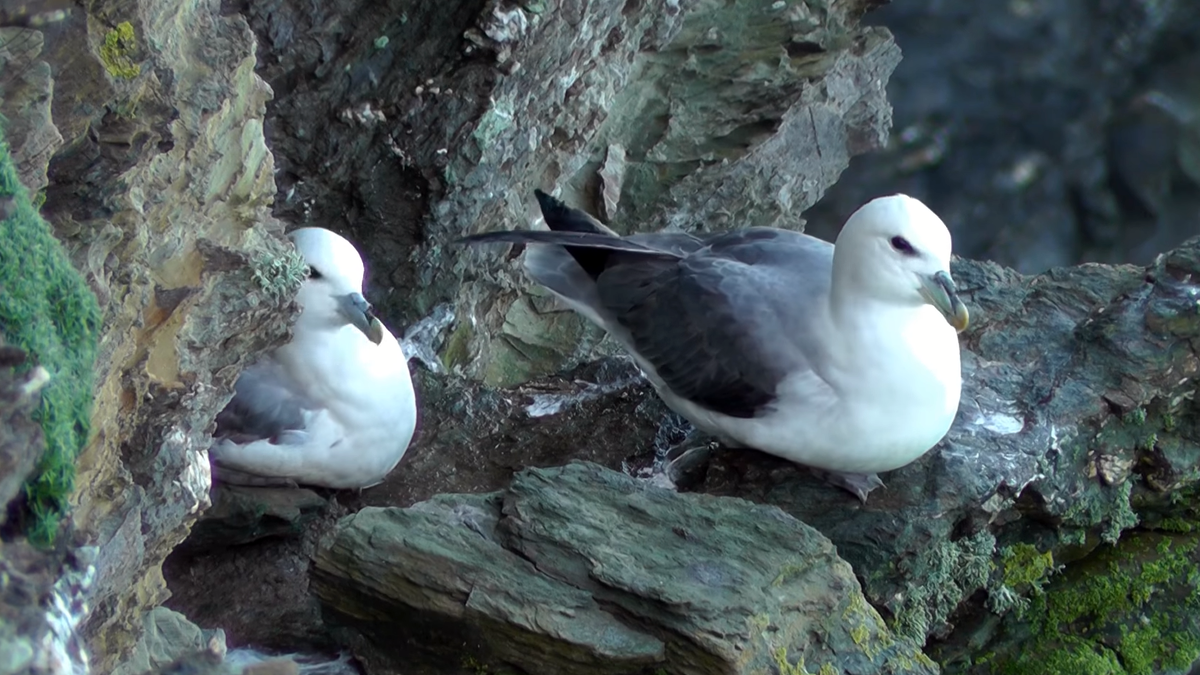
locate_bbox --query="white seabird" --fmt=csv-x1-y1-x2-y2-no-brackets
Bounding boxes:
461,190,969,502
209,227,417,490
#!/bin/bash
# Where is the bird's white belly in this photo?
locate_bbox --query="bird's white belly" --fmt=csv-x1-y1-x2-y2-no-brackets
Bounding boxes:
211,400,416,489
661,381,958,474
654,323,962,475
215,330,419,489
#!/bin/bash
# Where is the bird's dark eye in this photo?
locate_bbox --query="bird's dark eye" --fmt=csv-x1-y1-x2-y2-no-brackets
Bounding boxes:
307,266,323,279
890,236,916,255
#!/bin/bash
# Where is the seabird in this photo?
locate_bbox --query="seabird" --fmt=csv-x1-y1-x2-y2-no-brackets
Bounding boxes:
209,227,417,490
460,190,968,501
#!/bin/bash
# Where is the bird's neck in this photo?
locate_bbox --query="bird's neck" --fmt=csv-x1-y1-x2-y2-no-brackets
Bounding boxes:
277,326,411,404
830,298,962,397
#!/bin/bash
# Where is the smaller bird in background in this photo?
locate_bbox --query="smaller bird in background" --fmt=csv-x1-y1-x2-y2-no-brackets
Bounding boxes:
209,227,417,490
461,190,969,502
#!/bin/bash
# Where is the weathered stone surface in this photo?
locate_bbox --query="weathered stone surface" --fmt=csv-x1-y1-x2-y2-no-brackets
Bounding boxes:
239,0,899,386
163,354,670,651
168,0,906,653
0,344,55,675
0,345,46,523
23,0,301,669
0,26,64,194
19,0,1196,672
313,462,937,675
112,607,227,675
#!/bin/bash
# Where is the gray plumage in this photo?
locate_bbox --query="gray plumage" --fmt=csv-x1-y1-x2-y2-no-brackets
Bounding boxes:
463,190,831,419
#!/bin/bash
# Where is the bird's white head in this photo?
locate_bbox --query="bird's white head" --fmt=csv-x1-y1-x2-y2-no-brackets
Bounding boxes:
288,227,384,344
831,194,969,333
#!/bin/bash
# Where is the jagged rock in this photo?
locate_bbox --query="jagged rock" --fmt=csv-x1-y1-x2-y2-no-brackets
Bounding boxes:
162,357,670,653
0,26,64,194
238,0,900,386
312,462,938,675
0,344,47,520
0,343,54,675
167,0,905,652
20,0,302,669
17,0,1195,672
112,607,228,675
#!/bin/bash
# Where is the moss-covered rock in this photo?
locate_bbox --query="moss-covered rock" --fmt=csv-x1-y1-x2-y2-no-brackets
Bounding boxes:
0,125,100,545
966,532,1200,675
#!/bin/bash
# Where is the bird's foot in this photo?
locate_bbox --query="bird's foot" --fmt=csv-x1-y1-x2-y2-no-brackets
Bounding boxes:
810,469,884,503
664,441,721,485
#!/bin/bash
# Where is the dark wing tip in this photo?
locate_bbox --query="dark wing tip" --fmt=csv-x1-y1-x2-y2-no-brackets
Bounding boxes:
533,189,611,236
534,189,573,223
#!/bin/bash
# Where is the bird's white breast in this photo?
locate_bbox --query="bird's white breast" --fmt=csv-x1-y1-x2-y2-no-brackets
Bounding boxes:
274,325,417,487
665,303,962,475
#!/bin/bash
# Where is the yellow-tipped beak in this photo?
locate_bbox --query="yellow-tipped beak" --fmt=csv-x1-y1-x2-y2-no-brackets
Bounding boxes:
920,270,970,333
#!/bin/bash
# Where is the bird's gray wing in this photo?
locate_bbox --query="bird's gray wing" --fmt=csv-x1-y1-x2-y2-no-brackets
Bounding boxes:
595,228,834,419
212,358,317,446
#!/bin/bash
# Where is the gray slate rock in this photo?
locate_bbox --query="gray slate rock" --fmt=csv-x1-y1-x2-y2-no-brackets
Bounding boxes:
312,462,938,675
179,486,330,551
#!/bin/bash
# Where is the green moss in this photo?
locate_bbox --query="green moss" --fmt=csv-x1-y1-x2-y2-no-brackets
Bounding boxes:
460,656,489,674
994,636,1124,675
771,647,816,675
839,592,893,660
986,533,1200,675
99,21,141,79
1155,517,1198,533
1000,543,1056,588
0,127,101,546
1122,408,1146,426
987,544,1058,617
772,560,811,587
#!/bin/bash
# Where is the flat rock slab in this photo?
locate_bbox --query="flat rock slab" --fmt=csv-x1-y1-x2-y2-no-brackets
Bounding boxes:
312,462,937,675
179,485,330,551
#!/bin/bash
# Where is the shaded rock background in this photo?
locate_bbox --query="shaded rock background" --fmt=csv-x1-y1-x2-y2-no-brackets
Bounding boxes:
804,1,1200,273
2,0,1200,674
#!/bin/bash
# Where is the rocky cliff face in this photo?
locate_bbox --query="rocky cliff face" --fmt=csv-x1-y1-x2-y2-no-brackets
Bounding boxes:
2,0,301,671
3,0,1200,674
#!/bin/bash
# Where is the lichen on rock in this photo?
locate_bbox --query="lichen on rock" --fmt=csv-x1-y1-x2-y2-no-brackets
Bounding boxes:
98,20,140,79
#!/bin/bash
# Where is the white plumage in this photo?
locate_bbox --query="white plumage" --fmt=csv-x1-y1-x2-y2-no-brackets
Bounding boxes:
209,227,417,489
464,191,968,501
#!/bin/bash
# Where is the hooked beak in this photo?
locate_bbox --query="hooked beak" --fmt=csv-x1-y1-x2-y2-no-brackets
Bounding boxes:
338,292,385,345
918,270,970,333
